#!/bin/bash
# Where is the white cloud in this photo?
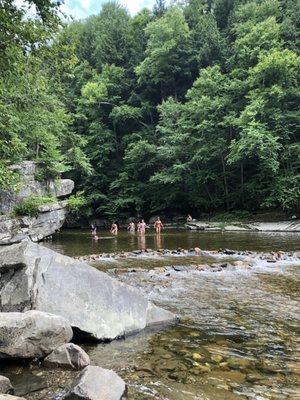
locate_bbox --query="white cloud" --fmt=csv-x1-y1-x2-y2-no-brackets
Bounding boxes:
119,0,155,15
79,0,92,10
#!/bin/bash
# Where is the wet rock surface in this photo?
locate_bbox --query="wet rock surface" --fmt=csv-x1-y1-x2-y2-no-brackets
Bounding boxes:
0,242,175,340
75,247,300,268
0,311,73,359
44,344,90,370
0,376,13,395
63,366,127,400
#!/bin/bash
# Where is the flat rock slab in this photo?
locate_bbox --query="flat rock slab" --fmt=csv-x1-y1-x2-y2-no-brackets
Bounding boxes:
63,366,127,400
0,242,176,341
0,376,13,395
44,343,90,370
0,396,26,400
0,310,73,359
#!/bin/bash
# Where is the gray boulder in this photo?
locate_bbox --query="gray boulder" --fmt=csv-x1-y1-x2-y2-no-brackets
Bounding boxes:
0,310,73,359
63,366,127,400
0,376,14,395
0,242,176,341
0,396,26,400
44,343,90,370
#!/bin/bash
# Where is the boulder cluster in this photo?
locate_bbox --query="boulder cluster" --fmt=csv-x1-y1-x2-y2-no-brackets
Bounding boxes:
0,241,176,399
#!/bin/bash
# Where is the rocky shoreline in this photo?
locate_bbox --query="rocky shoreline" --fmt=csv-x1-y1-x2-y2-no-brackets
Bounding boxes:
186,219,300,232
0,242,176,400
75,247,300,266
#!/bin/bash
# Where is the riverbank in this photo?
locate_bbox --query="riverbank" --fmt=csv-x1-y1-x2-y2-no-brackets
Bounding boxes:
186,219,300,232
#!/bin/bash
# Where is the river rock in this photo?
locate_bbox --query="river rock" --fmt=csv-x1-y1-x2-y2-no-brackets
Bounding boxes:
44,343,90,370
0,376,14,395
63,366,127,400
0,310,73,359
0,242,176,341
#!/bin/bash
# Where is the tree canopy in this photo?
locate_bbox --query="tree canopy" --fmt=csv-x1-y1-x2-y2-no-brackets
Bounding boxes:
1,0,299,217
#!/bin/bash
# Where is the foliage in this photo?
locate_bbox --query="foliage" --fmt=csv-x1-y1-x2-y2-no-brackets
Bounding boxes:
1,0,299,217
210,211,253,222
13,195,55,217
67,192,91,216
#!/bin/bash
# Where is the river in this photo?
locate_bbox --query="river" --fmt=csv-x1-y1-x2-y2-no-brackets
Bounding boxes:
2,229,300,400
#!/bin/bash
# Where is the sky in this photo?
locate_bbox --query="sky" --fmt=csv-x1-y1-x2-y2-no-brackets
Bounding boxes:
61,0,158,20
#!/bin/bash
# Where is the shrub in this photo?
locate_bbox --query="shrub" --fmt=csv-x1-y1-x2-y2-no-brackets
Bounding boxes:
13,196,55,217
67,192,89,215
211,211,252,222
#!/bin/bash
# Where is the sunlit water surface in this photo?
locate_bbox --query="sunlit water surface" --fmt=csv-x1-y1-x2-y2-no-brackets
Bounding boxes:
1,230,300,400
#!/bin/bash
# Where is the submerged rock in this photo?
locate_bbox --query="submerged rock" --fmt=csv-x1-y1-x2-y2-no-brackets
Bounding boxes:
0,310,73,359
0,242,176,341
63,366,127,400
44,343,90,370
0,376,14,395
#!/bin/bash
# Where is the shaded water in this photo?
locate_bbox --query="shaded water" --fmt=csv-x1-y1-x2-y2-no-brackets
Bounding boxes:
2,230,300,400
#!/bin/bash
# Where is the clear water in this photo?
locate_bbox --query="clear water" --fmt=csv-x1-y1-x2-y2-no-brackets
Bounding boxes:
1,230,300,400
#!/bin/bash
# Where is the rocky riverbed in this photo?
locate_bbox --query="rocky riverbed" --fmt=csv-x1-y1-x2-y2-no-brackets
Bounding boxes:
1,242,299,400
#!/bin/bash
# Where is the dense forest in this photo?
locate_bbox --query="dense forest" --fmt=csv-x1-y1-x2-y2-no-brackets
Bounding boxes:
0,0,299,219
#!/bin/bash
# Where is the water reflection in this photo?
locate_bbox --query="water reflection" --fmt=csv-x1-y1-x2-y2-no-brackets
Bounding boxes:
44,230,300,257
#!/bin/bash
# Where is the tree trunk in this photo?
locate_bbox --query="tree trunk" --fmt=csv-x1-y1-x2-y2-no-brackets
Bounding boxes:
221,153,229,210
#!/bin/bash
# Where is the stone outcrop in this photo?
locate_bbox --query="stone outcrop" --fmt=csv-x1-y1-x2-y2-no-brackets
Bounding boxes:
0,162,74,214
0,242,176,341
0,310,73,359
44,343,90,370
0,202,67,245
186,220,300,232
0,161,74,245
63,366,127,400
0,396,26,400
0,376,14,395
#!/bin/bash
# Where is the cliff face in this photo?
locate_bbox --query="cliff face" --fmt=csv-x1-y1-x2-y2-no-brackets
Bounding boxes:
0,162,74,245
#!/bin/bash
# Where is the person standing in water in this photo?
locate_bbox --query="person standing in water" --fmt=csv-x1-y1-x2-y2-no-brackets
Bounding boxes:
139,219,147,235
154,217,163,234
128,221,135,233
110,222,118,235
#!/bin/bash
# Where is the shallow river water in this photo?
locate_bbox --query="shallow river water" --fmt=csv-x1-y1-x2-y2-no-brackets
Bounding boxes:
1,230,300,400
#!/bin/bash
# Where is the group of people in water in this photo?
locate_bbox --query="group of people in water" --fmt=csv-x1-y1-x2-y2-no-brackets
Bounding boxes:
128,217,163,234
91,217,164,240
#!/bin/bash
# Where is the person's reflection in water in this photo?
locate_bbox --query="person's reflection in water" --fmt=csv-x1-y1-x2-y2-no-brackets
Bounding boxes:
154,233,163,250
137,233,146,251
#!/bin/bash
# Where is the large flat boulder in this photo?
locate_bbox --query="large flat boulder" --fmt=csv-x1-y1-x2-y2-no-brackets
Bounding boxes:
0,242,176,341
0,396,26,400
0,310,73,359
63,366,127,400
